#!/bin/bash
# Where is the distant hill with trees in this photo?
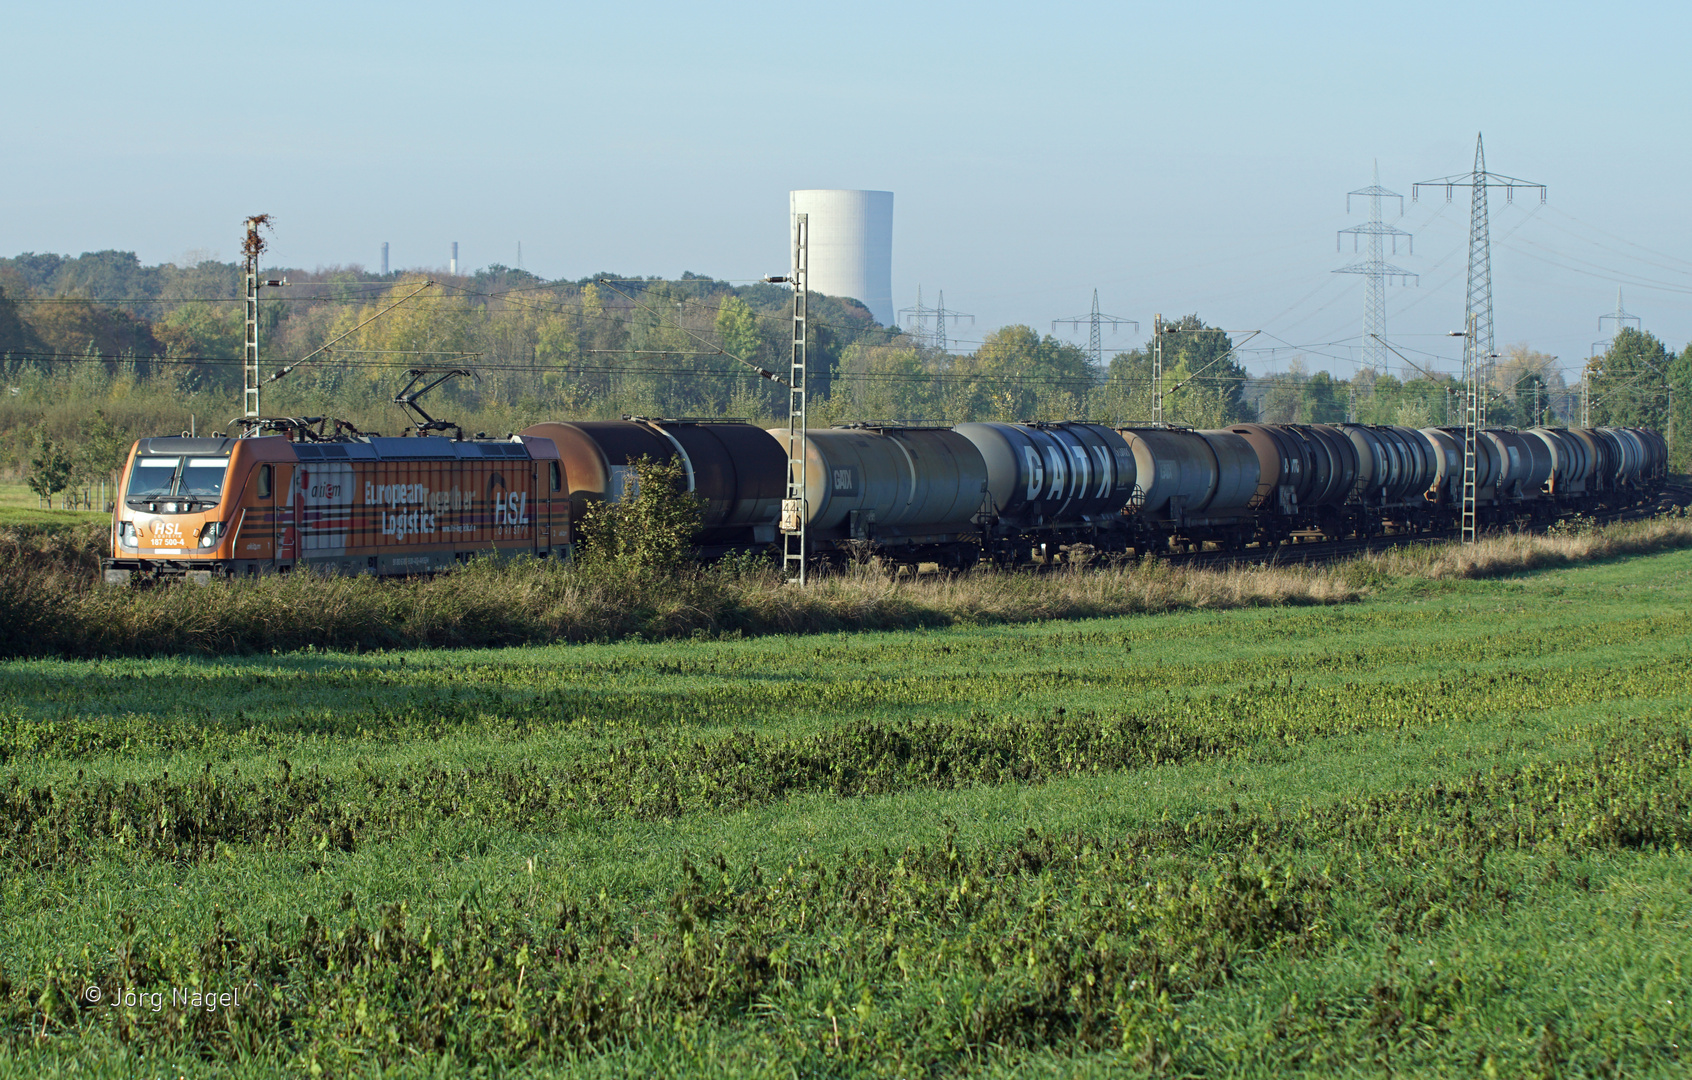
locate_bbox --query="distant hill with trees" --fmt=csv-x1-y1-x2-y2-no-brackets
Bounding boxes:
1,250,1686,491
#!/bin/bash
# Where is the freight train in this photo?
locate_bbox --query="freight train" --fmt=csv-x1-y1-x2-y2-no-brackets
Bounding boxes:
102,416,1668,582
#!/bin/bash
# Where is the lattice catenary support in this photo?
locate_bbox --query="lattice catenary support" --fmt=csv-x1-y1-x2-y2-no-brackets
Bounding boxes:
781,214,810,585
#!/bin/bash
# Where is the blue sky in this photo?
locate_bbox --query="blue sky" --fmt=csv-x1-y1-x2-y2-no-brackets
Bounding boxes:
7,1,1690,385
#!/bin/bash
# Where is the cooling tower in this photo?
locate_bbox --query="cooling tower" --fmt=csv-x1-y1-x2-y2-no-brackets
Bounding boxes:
789,190,893,326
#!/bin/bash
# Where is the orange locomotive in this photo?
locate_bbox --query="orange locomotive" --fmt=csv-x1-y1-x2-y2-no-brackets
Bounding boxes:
103,433,568,583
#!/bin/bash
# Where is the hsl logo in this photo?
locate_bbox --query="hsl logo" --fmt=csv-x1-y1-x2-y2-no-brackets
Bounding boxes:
492,491,529,526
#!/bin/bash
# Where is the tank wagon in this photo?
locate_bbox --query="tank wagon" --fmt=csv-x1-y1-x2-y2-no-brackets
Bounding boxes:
519,418,785,556
768,424,992,568
916,422,1131,564
102,432,566,583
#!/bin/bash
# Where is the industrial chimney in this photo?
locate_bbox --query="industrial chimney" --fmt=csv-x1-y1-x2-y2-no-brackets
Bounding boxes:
381,242,389,276
450,242,458,276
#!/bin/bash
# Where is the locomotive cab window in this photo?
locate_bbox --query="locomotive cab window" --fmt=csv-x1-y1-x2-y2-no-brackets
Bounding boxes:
126,455,232,507
126,457,180,500
549,461,562,492
179,457,232,500
257,464,273,499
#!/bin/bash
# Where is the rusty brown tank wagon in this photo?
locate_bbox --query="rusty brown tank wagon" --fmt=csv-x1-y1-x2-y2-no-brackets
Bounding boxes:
519,418,786,557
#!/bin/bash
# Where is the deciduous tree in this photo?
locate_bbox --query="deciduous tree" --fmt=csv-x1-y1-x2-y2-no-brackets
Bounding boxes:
1587,328,1673,430
26,432,73,507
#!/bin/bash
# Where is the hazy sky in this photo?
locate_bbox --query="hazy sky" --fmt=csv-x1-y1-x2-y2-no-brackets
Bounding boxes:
8,1,1690,386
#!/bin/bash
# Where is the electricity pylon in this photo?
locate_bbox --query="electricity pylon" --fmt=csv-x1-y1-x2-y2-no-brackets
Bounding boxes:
1595,286,1641,353
1587,287,1642,425
899,286,973,352
1415,133,1545,398
1334,162,1416,373
1052,290,1137,367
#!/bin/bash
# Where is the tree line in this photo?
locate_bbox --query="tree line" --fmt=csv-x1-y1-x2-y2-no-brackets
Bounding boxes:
2,250,1688,506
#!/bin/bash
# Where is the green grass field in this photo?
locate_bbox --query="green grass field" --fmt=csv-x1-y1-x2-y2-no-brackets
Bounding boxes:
2,548,1689,1076
0,481,107,528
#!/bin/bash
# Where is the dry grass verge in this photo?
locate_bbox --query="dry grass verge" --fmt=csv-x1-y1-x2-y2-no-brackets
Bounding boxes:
1362,511,1692,581
2,513,1690,658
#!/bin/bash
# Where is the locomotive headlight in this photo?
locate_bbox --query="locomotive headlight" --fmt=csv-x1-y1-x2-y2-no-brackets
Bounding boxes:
198,522,223,548
118,521,138,547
